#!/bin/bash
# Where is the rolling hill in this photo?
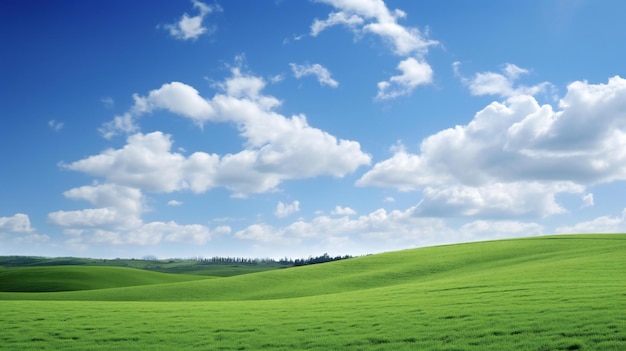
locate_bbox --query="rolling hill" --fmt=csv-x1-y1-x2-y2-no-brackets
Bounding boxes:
0,266,210,292
0,234,624,350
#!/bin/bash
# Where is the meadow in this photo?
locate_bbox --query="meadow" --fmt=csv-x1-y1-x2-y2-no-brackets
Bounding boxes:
0,234,624,350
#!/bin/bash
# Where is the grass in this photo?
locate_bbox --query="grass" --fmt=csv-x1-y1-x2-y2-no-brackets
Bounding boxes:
0,256,287,276
0,234,624,350
0,266,209,292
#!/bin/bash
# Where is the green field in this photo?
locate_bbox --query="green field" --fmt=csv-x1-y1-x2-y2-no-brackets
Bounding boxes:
0,255,289,277
1,234,624,350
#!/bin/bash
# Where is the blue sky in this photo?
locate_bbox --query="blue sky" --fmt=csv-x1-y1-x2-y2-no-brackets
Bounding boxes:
2,0,626,259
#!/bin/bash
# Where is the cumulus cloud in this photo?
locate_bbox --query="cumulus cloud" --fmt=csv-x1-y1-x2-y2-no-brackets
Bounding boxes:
275,201,301,218
68,222,230,247
0,213,35,233
454,62,552,98
556,209,626,234
165,0,221,41
99,113,139,139
312,0,437,56
359,75,626,218
93,67,370,196
458,220,544,239
331,206,356,216
0,213,49,244
311,11,364,36
290,63,339,88
168,200,183,206
376,57,432,100
131,221,228,245
48,184,144,229
235,206,543,254
312,0,437,100
53,64,371,249
414,182,583,218
62,133,194,193
236,207,431,245
48,184,229,246
99,81,218,138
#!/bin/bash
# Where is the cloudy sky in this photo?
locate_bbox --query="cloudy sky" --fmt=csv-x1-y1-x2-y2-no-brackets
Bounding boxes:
2,0,626,259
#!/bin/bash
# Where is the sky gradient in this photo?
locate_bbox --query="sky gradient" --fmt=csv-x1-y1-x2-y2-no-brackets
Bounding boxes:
1,0,626,259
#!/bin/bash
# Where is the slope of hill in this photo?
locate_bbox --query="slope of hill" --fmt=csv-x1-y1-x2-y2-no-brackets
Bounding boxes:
0,266,209,292
0,255,289,276
0,234,624,350
1,234,623,301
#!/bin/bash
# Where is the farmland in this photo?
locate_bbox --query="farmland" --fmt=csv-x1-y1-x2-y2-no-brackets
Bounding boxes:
1,234,624,350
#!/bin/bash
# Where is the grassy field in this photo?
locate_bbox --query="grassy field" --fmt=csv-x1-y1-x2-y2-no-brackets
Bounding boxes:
0,234,624,350
0,266,210,292
0,255,288,277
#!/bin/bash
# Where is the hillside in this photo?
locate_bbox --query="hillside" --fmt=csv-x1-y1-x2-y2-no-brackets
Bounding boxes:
0,266,209,292
0,234,624,350
0,256,290,277
1,234,623,301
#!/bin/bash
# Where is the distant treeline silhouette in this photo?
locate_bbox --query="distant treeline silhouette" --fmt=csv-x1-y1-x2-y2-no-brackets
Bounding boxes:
189,253,353,266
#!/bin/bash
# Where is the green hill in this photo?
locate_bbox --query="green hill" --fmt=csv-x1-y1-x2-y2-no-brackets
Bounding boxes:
1,234,623,301
0,234,624,350
0,266,209,292
0,255,287,276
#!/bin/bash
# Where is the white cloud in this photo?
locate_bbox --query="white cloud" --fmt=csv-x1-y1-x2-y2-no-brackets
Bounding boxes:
290,63,339,88
312,0,437,56
414,182,583,218
168,200,183,206
49,208,134,229
269,74,285,84
216,67,268,101
0,213,35,233
357,150,443,191
275,201,301,218
556,209,626,234
63,133,194,193
383,196,395,203
68,222,230,247
235,206,544,255
13,233,50,245
56,65,371,248
48,184,229,247
455,62,551,98
459,220,544,239
99,113,139,139
312,0,437,100
94,67,370,196
0,213,49,244
134,221,227,245
48,184,144,229
48,119,64,132
376,57,433,100
234,223,285,244
134,82,216,122
237,207,430,246
331,206,356,216
581,193,594,208
359,76,626,218
165,0,221,41
311,11,364,36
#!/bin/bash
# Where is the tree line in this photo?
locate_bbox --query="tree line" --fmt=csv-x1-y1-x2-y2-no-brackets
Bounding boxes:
185,253,353,267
